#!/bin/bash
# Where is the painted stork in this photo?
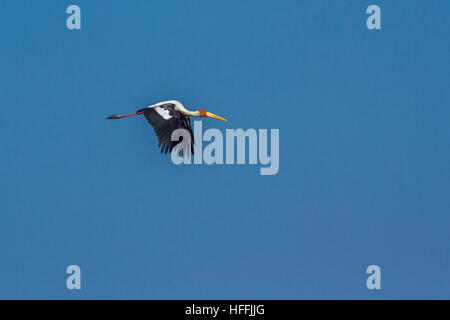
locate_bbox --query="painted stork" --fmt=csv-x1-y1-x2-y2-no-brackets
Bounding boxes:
107,100,227,155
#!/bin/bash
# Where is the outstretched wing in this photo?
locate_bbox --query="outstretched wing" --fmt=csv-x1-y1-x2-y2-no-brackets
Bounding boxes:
138,103,194,155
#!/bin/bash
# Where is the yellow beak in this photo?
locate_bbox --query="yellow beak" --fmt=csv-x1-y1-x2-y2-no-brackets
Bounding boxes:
206,111,228,122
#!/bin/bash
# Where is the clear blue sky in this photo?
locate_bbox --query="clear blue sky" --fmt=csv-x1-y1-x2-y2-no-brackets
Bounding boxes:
0,1,449,299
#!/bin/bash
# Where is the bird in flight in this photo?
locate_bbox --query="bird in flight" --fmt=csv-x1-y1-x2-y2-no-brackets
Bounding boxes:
107,100,228,156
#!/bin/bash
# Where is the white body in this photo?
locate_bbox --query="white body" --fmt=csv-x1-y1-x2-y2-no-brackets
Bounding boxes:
148,100,201,119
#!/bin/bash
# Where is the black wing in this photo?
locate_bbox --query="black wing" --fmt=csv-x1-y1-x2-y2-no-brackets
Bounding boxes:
138,103,195,155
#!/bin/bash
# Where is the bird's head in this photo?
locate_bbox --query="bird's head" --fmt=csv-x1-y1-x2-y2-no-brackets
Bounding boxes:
198,109,228,122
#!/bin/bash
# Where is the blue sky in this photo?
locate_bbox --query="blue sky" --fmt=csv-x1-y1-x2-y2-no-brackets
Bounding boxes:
0,1,449,299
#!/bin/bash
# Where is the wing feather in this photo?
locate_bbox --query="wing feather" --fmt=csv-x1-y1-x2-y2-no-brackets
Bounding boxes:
138,103,195,156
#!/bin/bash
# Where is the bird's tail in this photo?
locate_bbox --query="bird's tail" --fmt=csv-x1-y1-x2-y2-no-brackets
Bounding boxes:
106,111,143,120
107,115,124,120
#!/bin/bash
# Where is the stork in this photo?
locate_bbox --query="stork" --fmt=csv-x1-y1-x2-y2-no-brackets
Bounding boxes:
107,100,228,156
